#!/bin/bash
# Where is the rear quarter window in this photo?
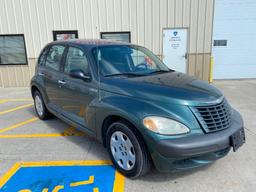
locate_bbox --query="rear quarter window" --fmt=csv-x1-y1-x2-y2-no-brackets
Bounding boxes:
37,47,49,66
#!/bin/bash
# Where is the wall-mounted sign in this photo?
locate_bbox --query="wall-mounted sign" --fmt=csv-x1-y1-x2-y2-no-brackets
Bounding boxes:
101,32,131,43
53,30,78,41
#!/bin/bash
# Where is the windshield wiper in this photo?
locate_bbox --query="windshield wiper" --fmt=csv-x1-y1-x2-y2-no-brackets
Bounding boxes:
148,69,173,75
104,72,146,77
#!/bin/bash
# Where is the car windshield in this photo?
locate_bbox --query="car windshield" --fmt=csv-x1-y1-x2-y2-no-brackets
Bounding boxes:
92,45,170,77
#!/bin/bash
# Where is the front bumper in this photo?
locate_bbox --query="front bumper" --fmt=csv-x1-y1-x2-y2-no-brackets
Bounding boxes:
151,110,245,172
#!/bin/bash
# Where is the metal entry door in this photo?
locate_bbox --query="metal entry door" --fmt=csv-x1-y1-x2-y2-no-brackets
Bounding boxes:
162,28,188,73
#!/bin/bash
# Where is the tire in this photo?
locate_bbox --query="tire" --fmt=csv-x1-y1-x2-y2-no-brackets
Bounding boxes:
33,90,51,120
106,120,151,178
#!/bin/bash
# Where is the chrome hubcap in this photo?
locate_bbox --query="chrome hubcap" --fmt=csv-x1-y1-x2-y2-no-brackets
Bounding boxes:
110,131,136,171
35,95,43,116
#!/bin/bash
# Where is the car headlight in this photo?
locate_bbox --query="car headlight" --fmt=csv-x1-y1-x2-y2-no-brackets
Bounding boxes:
143,116,190,135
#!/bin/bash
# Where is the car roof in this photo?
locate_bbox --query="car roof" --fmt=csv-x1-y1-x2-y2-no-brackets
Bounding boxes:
48,39,135,49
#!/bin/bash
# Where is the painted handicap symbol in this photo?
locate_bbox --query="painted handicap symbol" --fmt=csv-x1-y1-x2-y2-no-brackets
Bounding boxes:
0,161,124,192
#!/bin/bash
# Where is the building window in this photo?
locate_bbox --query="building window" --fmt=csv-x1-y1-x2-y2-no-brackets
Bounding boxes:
0,34,28,65
53,30,78,41
100,32,131,43
214,40,227,46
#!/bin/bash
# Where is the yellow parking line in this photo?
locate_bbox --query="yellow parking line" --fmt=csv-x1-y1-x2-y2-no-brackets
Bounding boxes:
62,127,76,136
0,162,20,188
0,124,85,138
0,132,85,138
0,117,38,134
0,126,85,138
0,134,64,138
0,98,32,102
62,126,85,136
18,160,113,167
0,103,33,115
0,99,32,105
0,100,9,104
113,170,125,192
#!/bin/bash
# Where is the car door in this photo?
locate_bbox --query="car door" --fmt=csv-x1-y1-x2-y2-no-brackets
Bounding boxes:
42,44,66,113
58,46,98,130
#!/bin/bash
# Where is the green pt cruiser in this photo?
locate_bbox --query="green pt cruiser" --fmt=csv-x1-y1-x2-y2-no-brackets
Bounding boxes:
31,40,245,178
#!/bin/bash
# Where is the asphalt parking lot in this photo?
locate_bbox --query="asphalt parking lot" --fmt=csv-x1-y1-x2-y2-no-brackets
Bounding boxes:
0,80,255,191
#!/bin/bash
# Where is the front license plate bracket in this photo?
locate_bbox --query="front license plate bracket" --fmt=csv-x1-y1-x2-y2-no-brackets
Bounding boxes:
230,129,245,152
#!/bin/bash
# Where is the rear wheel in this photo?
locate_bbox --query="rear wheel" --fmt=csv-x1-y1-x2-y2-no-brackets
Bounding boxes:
106,120,151,178
33,91,51,120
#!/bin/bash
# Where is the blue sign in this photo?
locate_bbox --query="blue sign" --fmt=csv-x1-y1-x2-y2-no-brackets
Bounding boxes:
0,162,124,192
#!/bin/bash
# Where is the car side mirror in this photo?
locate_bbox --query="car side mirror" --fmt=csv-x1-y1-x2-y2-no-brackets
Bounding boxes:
69,69,91,81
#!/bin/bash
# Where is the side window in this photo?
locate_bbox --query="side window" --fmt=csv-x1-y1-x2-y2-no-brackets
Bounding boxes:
38,47,48,66
64,47,90,74
45,45,65,71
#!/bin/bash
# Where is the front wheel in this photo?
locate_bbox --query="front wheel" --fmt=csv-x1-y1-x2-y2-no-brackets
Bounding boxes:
106,120,151,178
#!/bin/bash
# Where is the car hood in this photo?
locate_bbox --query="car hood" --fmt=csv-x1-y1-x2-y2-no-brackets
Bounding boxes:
100,72,223,106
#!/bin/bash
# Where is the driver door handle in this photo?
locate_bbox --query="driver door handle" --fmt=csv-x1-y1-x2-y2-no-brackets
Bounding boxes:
58,80,66,86
38,72,45,77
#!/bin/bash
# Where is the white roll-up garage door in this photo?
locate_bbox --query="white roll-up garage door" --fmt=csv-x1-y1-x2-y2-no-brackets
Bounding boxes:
212,0,256,79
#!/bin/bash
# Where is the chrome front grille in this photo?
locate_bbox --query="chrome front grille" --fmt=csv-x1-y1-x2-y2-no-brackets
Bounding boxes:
190,98,232,133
